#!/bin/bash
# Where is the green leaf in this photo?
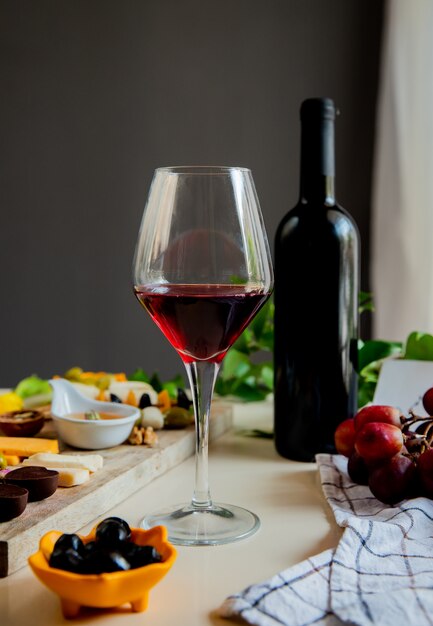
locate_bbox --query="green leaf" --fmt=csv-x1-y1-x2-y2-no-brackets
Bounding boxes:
220,349,251,381
359,360,382,384
227,383,268,402
229,275,247,285
258,364,273,390
358,380,376,408
357,340,402,372
258,329,274,352
359,291,374,314
214,378,228,396
149,372,163,393
250,300,271,341
161,382,177,399
232,328,253,354
128,368,151,383
162,374,185,400
403,332,433,361
238,429,274,439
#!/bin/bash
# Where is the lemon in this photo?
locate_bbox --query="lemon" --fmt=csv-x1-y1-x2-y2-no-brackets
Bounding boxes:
0,392,24,413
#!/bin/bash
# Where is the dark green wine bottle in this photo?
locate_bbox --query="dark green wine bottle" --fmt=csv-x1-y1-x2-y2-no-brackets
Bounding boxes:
274,98,360,461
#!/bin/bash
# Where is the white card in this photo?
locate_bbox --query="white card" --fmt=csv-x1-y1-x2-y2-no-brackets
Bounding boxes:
373,359,433,416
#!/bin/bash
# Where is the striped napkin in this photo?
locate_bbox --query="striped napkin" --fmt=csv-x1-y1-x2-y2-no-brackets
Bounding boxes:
218,454,433,626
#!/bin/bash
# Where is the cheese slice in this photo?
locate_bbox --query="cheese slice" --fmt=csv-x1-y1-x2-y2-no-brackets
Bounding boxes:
5,455,20,466
23,452,103,473
0,436,59,457
49,467,90,487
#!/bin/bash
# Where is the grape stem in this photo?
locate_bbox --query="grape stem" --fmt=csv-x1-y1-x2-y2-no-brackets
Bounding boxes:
401,411,433,426
401,411,433,457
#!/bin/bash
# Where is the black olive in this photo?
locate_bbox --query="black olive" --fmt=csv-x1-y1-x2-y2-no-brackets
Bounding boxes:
118,541,137,561
95,517,131,545
117,541,162,568
110,393,122,403
176,388,192,409
139,393,152,409
81,540,98,558
83,549,131,574
129,545,162,569
49,547,84,573
53,533,85,555
48,517,162,575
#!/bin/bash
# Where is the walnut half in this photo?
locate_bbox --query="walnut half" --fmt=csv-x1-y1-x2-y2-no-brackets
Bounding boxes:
128,425,158,447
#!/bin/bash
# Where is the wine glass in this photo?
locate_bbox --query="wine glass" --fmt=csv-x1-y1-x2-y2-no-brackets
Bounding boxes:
132,166,274,545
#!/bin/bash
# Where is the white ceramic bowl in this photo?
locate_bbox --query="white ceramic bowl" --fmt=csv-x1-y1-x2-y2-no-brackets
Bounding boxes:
49,379,140,450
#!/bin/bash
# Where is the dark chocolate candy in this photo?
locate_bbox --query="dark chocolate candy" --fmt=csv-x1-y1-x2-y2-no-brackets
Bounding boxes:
5,466,59,502
0,483,29,522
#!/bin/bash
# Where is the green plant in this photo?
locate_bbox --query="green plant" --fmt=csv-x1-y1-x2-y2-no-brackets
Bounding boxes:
215,290,433,407
358,331,433,406
131,294,433,408
214,299,274,402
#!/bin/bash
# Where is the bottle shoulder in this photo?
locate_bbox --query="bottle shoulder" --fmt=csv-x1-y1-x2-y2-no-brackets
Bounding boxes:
275,201,359,241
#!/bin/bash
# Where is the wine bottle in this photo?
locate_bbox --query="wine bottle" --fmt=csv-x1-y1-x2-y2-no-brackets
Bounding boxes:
274,98,360,462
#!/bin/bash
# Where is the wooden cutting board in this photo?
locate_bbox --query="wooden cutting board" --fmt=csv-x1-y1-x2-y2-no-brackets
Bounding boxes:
0,402,232,577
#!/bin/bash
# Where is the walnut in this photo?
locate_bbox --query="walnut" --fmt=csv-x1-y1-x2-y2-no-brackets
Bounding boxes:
142,426,158,447
128,426,144,445
128,425,158,447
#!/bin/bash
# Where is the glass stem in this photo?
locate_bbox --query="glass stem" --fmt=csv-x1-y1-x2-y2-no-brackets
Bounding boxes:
184,360,220,509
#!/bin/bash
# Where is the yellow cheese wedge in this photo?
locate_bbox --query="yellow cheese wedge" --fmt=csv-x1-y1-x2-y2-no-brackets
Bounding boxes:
0,436,59,457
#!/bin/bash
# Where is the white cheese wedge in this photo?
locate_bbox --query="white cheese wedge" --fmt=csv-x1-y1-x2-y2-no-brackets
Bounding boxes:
51,467,90,487
23,452,103,473
108,381,158,405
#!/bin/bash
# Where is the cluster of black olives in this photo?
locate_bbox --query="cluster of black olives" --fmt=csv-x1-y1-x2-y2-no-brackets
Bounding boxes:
110,387,192,410
49,517,162,574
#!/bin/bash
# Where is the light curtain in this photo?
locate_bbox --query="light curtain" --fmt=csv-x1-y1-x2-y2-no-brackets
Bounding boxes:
372,0,433,341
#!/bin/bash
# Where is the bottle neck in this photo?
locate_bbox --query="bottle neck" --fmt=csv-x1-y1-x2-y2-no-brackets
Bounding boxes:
299,118,336,205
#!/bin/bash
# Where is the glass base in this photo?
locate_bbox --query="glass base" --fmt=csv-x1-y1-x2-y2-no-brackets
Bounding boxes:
141,502,260,546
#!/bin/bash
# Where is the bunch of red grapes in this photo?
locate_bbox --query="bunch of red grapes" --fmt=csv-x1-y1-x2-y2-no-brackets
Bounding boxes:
334,387,433,504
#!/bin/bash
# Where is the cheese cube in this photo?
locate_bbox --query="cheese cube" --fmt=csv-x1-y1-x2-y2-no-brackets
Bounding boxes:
50,467,90,487
23,452,103,473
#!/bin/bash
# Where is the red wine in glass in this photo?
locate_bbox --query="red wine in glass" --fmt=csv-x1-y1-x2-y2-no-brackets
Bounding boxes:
132,166,273,545
134,284,268,364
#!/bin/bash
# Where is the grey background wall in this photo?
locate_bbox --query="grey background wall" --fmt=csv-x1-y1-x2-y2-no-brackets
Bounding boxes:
0,0,384,387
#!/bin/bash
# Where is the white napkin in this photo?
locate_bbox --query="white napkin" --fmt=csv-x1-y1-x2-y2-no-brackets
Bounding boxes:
218,454,433,626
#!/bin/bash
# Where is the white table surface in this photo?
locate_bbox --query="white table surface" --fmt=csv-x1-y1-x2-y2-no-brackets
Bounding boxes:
1,402,342,626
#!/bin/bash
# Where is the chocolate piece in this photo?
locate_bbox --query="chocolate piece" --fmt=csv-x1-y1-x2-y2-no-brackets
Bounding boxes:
0,484,28,522
5,466,59,502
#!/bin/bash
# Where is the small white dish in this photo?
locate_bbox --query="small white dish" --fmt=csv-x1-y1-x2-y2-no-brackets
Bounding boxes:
49,379,140,450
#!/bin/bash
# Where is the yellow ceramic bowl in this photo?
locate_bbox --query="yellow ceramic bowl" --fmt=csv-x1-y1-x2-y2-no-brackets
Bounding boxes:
28,524,177,618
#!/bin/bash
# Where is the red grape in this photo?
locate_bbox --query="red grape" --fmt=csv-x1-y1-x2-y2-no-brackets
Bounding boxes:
417,448,433,497
347,451,369,485
354,405,402,432
368,455,416,504
422,387,433,415
355,422,404,462
334,419,356,457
